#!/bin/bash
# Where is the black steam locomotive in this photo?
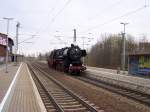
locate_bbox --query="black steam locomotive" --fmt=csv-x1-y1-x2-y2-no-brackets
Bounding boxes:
47,44,86,74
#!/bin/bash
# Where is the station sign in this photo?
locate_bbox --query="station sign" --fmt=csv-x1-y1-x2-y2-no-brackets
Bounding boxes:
0,35,6,46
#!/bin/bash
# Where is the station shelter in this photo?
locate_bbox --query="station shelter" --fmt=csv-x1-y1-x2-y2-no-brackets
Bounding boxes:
128,52,150,75
0,33,14,63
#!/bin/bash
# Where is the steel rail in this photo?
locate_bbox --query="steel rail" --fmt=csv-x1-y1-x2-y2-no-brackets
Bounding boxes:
32,62,100,112
36,62,150,106
75,75,150,106
28,64,64,112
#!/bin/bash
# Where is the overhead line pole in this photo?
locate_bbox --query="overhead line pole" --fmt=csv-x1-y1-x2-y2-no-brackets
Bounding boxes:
15,22,20,65
3,17,13,73
120,22,128,74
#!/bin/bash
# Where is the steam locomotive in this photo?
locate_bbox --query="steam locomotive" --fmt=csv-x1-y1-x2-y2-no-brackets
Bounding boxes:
47,44,86,74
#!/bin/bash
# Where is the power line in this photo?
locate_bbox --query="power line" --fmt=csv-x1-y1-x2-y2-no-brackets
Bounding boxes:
46,0,72,33
34,4,58,35
45,0,72,45
82,5,149,33
35,0,72,35
88,0,122,21
18,35,36,44
32,0,72,47
50,0,72,23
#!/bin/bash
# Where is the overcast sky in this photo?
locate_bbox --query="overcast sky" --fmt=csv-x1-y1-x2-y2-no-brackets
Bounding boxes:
0,0,150,55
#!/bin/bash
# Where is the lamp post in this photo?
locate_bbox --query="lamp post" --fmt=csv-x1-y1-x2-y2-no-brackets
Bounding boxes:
15,22,20,65
120,22,128,74
3,17,13,73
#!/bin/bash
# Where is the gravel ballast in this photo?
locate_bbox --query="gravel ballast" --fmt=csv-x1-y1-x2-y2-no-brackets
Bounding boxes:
39,63,150,112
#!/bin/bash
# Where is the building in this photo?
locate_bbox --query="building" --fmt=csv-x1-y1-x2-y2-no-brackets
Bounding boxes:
12,54,24,62
0,33,14,63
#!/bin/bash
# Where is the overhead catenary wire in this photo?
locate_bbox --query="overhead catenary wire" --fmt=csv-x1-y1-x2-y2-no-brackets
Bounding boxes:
81,5,149,33
31,0,72,50
34,5,58,35
46,0,72,47
87,0,123,21
35,0,72,36
18,35,36,44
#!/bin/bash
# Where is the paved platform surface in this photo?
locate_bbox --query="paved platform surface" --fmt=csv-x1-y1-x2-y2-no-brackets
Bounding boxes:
6,63,42,112
0,63,19,103
87,66,128,75
0,63,14,71
86,67,150,95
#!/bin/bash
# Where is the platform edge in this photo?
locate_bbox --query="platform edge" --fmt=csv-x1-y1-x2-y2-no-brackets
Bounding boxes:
26,63,47,112
0,63,22,112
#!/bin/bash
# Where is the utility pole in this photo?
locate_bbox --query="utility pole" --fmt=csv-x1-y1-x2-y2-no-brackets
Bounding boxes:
81,36,87,65
87,33,94,66
3,17,13,73
120,22,128,74
73,29,76,44
82,37,86,49
15,22,20,65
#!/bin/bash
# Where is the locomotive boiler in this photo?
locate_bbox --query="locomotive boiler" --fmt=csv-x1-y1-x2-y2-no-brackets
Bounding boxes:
47,44,86,74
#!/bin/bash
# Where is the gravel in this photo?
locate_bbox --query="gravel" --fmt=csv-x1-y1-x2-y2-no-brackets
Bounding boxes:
39,63,150,112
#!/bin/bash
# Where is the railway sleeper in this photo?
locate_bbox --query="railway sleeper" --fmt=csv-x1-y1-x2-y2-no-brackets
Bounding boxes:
45,105,55,108
51,92,71,96
50,90,65,93
63,107,87,112
60,103,82,107
53,95,71,98
54,96,73,100
51,92,68,95
55,97,73,100
58,101,79,105
57,99,76,102
43,100,52,103
47,109,57,112
61,104,83,108
46,106,56,110
53,94,71,96
51,92,66,94
142,99,150,102
137,97,150,100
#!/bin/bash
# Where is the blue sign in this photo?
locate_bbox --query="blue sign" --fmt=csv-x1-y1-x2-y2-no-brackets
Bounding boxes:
129,55,150,75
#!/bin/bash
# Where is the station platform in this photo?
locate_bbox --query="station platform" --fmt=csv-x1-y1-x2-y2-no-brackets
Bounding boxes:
86,67,150,95
0,63,19,103
0,63,46,112
87,66,128,75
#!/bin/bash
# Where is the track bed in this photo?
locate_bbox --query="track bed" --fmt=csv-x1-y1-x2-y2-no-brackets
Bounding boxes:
29,62,150,112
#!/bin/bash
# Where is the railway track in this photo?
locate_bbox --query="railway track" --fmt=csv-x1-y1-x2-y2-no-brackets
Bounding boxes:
28,63,103,112
75,75,150,107
31,62,150,107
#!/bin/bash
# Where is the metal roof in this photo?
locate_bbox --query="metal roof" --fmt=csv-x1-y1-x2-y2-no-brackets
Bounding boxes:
128,51,150,56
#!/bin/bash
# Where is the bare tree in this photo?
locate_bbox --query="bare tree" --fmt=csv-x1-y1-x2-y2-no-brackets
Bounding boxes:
88,33,138,69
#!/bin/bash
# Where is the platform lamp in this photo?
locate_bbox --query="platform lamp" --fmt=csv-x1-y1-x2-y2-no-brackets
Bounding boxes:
3,17,13,73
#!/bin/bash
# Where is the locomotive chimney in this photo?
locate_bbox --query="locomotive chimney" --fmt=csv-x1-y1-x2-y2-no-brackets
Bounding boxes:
73,29,76,45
